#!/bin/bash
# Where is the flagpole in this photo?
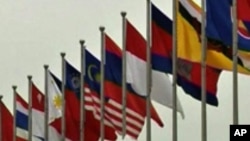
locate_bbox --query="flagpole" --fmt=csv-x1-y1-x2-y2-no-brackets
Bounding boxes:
121,11,127,138
79,40,86,141
232,0,238,125
0,95,3,141
172,0,178,141
61,52,66,141
100,26,105,141
28,75,33,141
12,85,17,141
201,0,207,141
44,65,49,141
146,0,152,141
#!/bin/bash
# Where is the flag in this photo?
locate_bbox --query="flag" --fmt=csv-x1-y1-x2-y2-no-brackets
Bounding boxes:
0,99,14,141
31,83,46,140
31,82,62,141
122,20,184,116
47,72,63,124
49,70,117,141
16,89,45,141
236,0,250,51
78,49,164,139
15,84,61,141
105,35,163,134
105,35,168,123
151,3,221,106
237,0,250,21
177,0,250,75
63,60,117,140
238,0,250,47
48,72,81,141
206,0,250,52
16,93,29,140
202,0,250,70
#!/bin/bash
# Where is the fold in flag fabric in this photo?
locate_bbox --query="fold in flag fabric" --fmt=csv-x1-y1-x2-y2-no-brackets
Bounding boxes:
151,3,221,106
82,49,163,139
0,99,14,141
123,20,184,116
49,71,115,141
206,0,250,52
177,0,250,75
64,62,117,140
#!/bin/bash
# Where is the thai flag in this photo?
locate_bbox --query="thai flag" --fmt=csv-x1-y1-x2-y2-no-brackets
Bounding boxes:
16,94,29,140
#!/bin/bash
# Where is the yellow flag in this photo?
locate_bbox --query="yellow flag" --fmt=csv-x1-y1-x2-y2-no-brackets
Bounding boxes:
177,0,250,75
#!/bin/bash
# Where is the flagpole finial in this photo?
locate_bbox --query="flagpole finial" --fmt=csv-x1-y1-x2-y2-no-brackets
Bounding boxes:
99,26,105,32
60,52,66,58
121,11,127,17
80,40,85,45
12,85,17,90
27,75,32,80
44,64,49,69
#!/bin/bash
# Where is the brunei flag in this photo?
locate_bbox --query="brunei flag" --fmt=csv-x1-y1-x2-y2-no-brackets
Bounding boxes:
177,0,250,75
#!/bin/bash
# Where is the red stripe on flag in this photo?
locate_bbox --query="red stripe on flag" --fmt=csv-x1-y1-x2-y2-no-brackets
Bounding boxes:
126,20,147,61
84,91,145,139
16,94,28,109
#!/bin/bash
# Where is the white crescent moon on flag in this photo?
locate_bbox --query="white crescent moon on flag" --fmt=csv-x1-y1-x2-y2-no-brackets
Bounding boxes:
87,64,98,81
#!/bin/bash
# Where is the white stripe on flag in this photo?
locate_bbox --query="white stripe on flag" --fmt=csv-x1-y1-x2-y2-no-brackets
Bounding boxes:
16,127,28,140
85,94,144,121
85,94,144,126
16,102,28,114
108,99,144,121
126,49,185,117
84,93,144,138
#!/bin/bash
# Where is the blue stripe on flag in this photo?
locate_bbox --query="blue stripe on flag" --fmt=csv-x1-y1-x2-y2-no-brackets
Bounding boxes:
16,110,28,130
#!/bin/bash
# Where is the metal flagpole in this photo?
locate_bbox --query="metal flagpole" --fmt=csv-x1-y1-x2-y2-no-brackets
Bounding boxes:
28,75,33,141
79,40,86,141
146,0,152,141
0,95,3,141
12,85,17,141
172,0,178,141
121,11,127,138
100,26,105,141
44,65,49,141
201,0,207,141
61,52,66,141
232,0,238,125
